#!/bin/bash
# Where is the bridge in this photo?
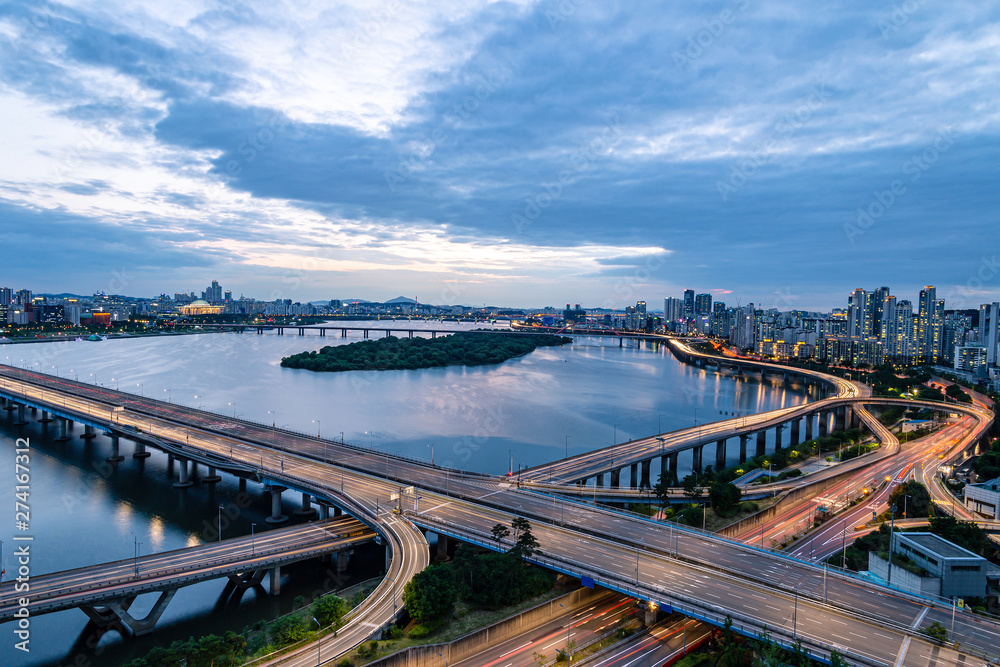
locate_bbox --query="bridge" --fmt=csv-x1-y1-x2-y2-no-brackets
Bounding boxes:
0,362,997,666
0,517,374,636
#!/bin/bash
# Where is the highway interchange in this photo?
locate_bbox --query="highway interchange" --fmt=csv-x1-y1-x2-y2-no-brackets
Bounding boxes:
0,344,997,666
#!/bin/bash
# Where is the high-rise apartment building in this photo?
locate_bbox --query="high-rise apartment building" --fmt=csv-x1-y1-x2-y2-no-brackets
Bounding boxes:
683,289,695,319
695,293,712,316
980,302,999,367
664,297,684,324
848,288,869,339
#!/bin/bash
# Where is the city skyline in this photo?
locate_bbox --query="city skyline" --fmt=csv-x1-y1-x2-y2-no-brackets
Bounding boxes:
1,2,998,310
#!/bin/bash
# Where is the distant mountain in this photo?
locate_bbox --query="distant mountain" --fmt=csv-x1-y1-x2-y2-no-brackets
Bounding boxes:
384,296,417,304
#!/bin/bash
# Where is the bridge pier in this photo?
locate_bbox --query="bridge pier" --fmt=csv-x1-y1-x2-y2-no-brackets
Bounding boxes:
774,424,783,450
316,503,329,520
269,566,282,596
81,589,178,637
805,413,814,441
594,472,604,487
739,434,749,463
629,463,639,489
640,459,651,488
849,406,859,430
437,533,450,560
173,459,193,488
667,453,679,485
610,468,621,488
266,486,288,524
228,569,267,590
716,439,727,471
691,445,703,474
202,466,221,484
133,441,151,458
106,435,124,462
295,493,317,517
38,409,52,423
81,424,97,440
13,403,27,426
756,431,766,457
54,418,70,442
819,411,829,437
336,549,351,573
790,419,800,447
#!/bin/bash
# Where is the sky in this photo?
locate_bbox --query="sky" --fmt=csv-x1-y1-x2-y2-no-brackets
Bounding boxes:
0,1,998,311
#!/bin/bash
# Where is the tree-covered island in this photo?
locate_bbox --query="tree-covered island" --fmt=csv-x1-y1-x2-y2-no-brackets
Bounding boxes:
280,332,572,372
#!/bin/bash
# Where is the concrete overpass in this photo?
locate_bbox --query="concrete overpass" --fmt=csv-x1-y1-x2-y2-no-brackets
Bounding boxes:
1,365,998,665
0,518,374,636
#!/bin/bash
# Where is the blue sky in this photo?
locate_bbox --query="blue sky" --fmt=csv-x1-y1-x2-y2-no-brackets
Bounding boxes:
1,1,998,310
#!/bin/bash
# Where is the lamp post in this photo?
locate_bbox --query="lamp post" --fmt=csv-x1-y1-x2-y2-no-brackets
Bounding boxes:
888,502,896,586
229,401,236,418
428,443,435,466
137,382,143,397
558,602,572,660
564,435,570,459
164,388,170,403
195,394,203,409
635,537,644,586
509,449,515,476
658,413,665,434
251,522,256,555
312,617,321,665
218,505,224,543
313,419,321,437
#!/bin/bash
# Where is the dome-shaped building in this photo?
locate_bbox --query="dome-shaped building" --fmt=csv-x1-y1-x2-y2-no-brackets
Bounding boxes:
177,299,224,315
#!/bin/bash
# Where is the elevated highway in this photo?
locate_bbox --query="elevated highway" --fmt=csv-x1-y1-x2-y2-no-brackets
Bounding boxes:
1,365,998,665
0,518,373,635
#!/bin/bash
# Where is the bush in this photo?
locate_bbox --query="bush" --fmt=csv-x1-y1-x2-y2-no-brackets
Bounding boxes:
270,615,309,647
408,624,431,638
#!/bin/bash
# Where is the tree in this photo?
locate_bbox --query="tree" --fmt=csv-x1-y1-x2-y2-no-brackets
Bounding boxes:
511,516,531,542
681,473,701,499
312,594,347,628
888,481,931,519
491,523,511,550
402,564,457,623
270,615,309,647
653,473,672,509
709,481,743,515
922,621,948,643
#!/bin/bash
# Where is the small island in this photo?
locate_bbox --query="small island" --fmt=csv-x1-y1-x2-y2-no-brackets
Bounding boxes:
280,332,572,372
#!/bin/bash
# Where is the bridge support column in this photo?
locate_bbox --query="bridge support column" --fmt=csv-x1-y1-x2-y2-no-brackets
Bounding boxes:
716,439,727,471
316,503,329,520
774,425,783,450
295,493,317,517
173,459,193,488
739,435,749,463
202,466,221,484
336,550,351,573
39,410,52,423
668,453,679,485
594,472,604,487
756,431,766,457
82,589,178,637
806,413,814,441
790,419,800,447
849,406,859,429
13,403,27,426
437,533,450,560
228,569,267,590
691,445,703,474
266,486,288,524
629,463,639,489
819,411,829,438
54,418,70,442
640,459,651,488
269,566,281,596
835,406,846,431
81,424,96,440
106,435,124,462
610,468,621,488
333,505,343,517
133,441,150,458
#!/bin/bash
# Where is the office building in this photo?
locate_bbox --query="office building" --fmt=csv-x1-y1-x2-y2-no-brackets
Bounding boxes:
682,289,695,319
980,302,999,367
695,293,712,316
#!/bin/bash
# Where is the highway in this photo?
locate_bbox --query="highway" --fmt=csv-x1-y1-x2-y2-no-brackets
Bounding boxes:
0,518,373,622
1,366,998,665
585,617,713,667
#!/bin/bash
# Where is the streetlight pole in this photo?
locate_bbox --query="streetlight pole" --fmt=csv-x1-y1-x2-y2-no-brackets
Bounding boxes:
218,505,224,543
251,522,256,555
313,419,321,437
312,617,321,665
229,401,236,418
428,443,434,466
564,435,570,459
635,538,644,586
888,502,896,586
558,602,571,660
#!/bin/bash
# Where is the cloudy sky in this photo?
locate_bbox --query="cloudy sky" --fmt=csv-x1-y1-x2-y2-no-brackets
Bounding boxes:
1,1,998,310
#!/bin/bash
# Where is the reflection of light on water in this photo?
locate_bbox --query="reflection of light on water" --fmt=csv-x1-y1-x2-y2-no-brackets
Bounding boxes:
186,534,201,548
148,516,166,551
114,503,133,532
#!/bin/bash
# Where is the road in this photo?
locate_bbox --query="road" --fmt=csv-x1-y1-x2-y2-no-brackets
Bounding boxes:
1,367,998,665
0,517,373,622
585,617,712,667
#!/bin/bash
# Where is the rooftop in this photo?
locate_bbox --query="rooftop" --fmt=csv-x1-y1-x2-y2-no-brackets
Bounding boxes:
898,532,983,561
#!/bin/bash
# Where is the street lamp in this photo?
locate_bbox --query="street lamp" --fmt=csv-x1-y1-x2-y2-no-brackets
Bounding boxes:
564,435,570,459
428,443,434,466
251,522,256,555
366,430,374,449
195,394,203,409
635,537,644,586
558,602,572,660
164,388,170,403
137,382,143,396
218,505,224,543
313,419,321,437
312,617,321,665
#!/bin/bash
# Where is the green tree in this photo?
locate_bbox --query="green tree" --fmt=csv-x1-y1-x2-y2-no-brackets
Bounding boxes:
922,621,948,643
312,594,347,628
888,481,931,519
681,473,701,499
270,615,309,647
709,481,743,515
402,564,457,623
491,523,511,550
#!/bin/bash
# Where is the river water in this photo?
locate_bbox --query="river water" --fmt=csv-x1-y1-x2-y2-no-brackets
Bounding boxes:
0,322,813,665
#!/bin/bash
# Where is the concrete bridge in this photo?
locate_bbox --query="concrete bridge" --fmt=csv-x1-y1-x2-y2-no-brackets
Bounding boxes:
1,364,998,665
0,518,374,636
